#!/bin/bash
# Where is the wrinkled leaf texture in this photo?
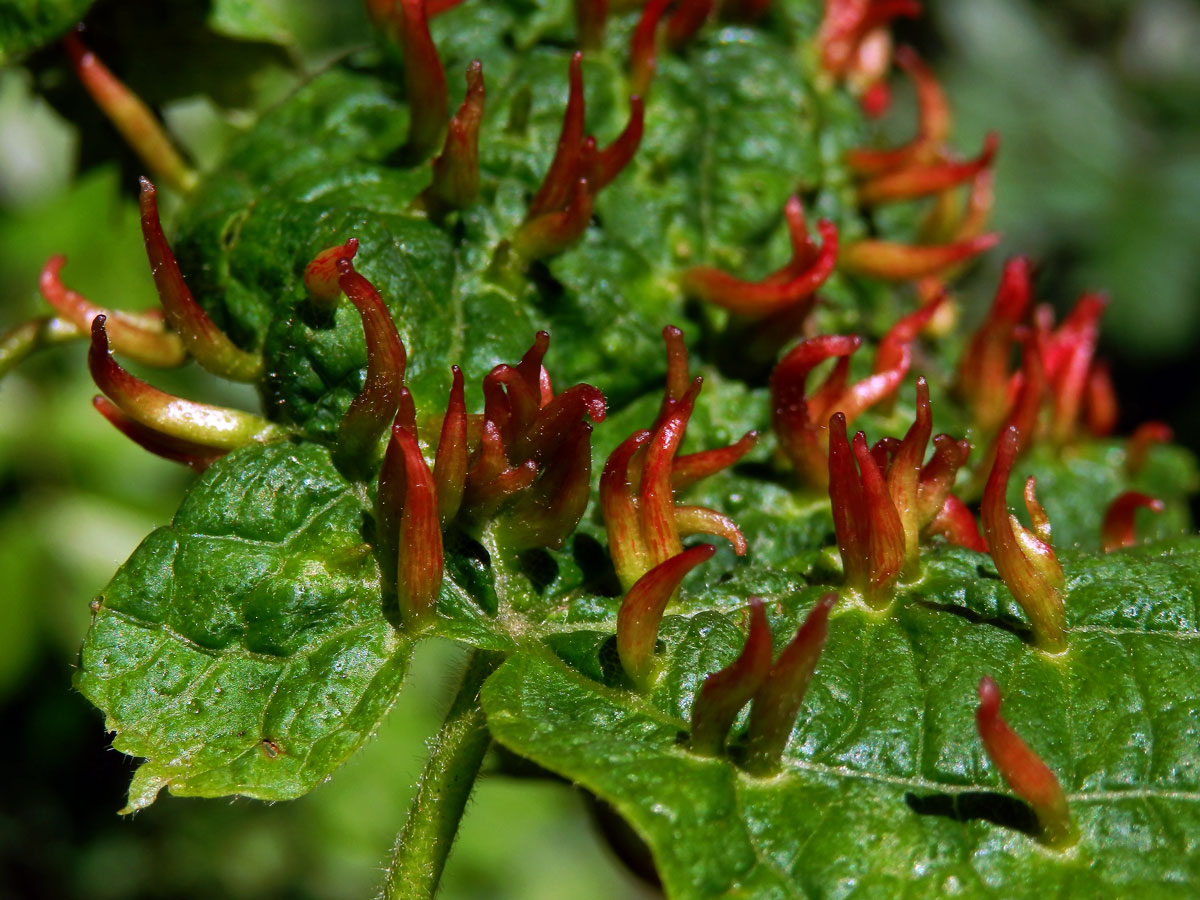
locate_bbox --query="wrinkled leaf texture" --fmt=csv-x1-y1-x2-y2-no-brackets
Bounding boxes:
74,0,1200,896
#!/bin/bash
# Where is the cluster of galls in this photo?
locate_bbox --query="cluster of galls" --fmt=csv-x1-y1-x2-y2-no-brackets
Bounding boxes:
764,248,1168,655
24,0,1186,855
89,212,608,625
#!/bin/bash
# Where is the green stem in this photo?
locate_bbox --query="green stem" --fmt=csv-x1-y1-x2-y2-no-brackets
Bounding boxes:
0,316,83,379
380,648,504,900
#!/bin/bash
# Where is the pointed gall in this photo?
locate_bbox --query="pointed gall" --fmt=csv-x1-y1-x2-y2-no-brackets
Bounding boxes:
497,422,594,551
434,366,468,526
640,381,700,569
304,238,359,304
65,31,197,193
854,427,906,602
516,382,607,461
39,255,185,368
1041,293,1106,444
1126,421,1172,477
770,335,861,488
1083,361,1118,438
673,506,748,554
976,676,1077,848
583,95,644,194
840,233,999,282
926,494,987,552
917,433,972,528
990,326,1047,468
92,395,224,472
743,593,837,775
335,258,408,475
455,332,603,550
529,53,587,220
1101,491,1164,553
425,60,486,214
658,324,691,421
630,0,672,96
846,45,949,175
521,52,641,246
602,429,655,590
673,430,758,491
858,132,998,206
379,416,444,625
681,216,838,318
88,316,282,450
514,178,594,260
981,426,1066,653
690,597,772,757
460,419,539,521
818,0,921,102
770,330,911,488
874,293,946,382
617,543,716,690
886,378,933,576
602,328,749,589
827,414,905,608
958,257,1033,435
667,0,714,49
139,178,263,381
397,0,449,162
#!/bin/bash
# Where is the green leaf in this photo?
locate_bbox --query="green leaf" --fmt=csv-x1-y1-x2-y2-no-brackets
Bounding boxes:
0,0,93,63
165,6,876,436
1019,439,1198,550
208,0,294,46
482,539,1200,898
75,441,412,810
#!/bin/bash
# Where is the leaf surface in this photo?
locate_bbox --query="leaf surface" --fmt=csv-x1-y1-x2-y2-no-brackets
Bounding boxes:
76,441,411,810
483,539,1200,899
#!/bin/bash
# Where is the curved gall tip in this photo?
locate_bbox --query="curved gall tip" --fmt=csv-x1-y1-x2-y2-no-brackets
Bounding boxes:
305,238,360,303
975,675,1077,849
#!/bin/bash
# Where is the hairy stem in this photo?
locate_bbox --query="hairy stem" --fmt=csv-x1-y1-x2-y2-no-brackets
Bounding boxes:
380,648,504,900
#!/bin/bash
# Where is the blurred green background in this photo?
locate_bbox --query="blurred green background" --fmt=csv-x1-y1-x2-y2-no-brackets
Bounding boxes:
1,0,1198,896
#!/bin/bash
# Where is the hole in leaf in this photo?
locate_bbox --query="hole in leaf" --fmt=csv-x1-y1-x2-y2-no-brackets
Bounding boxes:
260,738,282,760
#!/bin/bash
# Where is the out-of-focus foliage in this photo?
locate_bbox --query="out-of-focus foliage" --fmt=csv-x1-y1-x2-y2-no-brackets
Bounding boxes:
0,0,93,63
925,0,1200,361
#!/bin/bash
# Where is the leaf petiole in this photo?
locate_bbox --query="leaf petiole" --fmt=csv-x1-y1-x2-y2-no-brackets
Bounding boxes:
379,648,505,900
